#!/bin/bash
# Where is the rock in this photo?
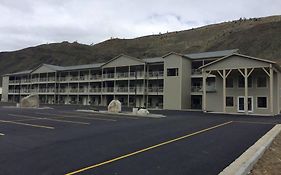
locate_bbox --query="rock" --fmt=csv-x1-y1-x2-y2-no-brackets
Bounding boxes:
132,108,138,115
20,94,39,108
137,108,149,115
108,100,122,113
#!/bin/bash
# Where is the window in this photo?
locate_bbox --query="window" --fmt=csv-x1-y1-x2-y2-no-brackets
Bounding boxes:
238,75,244,87
248,76,253,88
167,68,178,76
226,78,233,88
257,97,267,108
238,75,252,88
226,97,234,107
257,76,267,87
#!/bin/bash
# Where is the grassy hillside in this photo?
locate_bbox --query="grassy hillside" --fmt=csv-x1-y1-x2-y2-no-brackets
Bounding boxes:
0,15,281,85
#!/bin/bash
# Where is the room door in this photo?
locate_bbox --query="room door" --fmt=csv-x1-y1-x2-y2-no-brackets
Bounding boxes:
237,96,253,113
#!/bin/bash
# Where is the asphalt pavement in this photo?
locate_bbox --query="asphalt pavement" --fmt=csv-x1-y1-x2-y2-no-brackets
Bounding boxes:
0,104,280,175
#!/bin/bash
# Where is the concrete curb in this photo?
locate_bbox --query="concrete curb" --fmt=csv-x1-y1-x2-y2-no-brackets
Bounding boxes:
219,124,281,175
76,109,166,118
1,106,53,110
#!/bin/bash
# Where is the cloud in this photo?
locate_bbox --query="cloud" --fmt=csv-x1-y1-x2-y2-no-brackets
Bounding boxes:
0,0,280,51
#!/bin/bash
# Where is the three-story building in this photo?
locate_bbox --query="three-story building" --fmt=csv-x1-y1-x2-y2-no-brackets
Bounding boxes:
2,49,281,115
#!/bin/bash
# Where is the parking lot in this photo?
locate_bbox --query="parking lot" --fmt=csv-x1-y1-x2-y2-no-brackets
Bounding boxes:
0,105,280,175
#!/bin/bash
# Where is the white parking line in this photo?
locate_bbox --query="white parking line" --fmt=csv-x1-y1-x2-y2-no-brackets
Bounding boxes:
0,119,54,129
0,133,4,136
60,111,138,120
35,112,116,122
8,114,90,125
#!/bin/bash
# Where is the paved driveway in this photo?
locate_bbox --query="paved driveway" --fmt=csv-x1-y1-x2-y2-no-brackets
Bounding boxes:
0,105,280,175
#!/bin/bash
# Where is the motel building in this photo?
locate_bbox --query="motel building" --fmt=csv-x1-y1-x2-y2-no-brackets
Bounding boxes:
1,49,281,116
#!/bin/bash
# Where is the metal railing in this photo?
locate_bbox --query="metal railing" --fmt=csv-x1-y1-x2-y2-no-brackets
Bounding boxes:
103,73,115,79
148,87,164,93
191,69,202,75
191,85,216,92
148,71,164,78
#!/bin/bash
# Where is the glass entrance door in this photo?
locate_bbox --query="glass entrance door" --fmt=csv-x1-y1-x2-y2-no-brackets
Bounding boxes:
238,97,244,112
237,96,253,113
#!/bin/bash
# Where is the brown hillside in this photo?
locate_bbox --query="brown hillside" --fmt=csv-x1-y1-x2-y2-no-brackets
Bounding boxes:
0,15,281,85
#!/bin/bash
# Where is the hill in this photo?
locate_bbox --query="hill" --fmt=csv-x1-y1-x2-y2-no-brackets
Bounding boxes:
0,15,281,85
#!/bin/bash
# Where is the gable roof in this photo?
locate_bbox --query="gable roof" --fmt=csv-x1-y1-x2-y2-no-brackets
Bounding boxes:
185,49,239,59
162,52,186,58
200,53,277,70
3,70,33,76
60,63,104,71
143,57,164,63
102,54,145,67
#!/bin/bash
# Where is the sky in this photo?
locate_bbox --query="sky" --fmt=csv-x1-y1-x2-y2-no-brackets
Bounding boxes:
0,0,280,52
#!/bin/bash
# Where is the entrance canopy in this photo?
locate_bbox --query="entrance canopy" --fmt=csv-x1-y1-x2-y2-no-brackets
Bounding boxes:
199,53,281,115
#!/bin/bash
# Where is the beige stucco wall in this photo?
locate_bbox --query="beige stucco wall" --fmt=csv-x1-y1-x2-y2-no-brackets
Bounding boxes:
164,54,182,109
32,65,56,74
181,57,191,109
205,55,270,71
206,69,279,115
102,55,144,68
163,54,191,110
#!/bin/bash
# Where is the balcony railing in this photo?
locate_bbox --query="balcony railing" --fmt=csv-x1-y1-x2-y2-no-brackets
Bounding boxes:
191,85,202,92
191,85,216,92
148,71,164,78
69,89,78,93
116,72,129,78
103,87,114,92
69,77,79,81
60,77,67,81
116,87,128,92
129,87,144,93
191,69,202,75
129,71,145,78
103,73,115,79
89,75,102,80
89,88,101,93
48,77,55,81
148,87,164,93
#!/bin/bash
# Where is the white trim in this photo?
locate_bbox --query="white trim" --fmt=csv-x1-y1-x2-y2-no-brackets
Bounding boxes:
256,76,268,88
226,77,234,89
256,96,268,109
226,96,234,107
237,96,254,113
237,75,253,89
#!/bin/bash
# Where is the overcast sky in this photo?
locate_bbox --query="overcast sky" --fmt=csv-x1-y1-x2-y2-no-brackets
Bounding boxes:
0,0,280,52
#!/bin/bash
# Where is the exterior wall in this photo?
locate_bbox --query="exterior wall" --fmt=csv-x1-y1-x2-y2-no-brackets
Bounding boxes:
163,54,191,110
181,56,191,109
273,71,279,115
206,70,279,115
32,65,56,74
102,55,144,68
206,77,223,112
1,76,9,102
205,55,270,70
163,55,182,110
3,53,281,115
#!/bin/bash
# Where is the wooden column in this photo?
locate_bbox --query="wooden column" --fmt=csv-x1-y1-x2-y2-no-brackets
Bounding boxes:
202,69,207,112
101,68,104,106
270,64,274,114
128,66,130,107
114,67,116,100
277,70,280,114
244,68,248,114
88,69,90,105
143,64,146,107
222,70,226,113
